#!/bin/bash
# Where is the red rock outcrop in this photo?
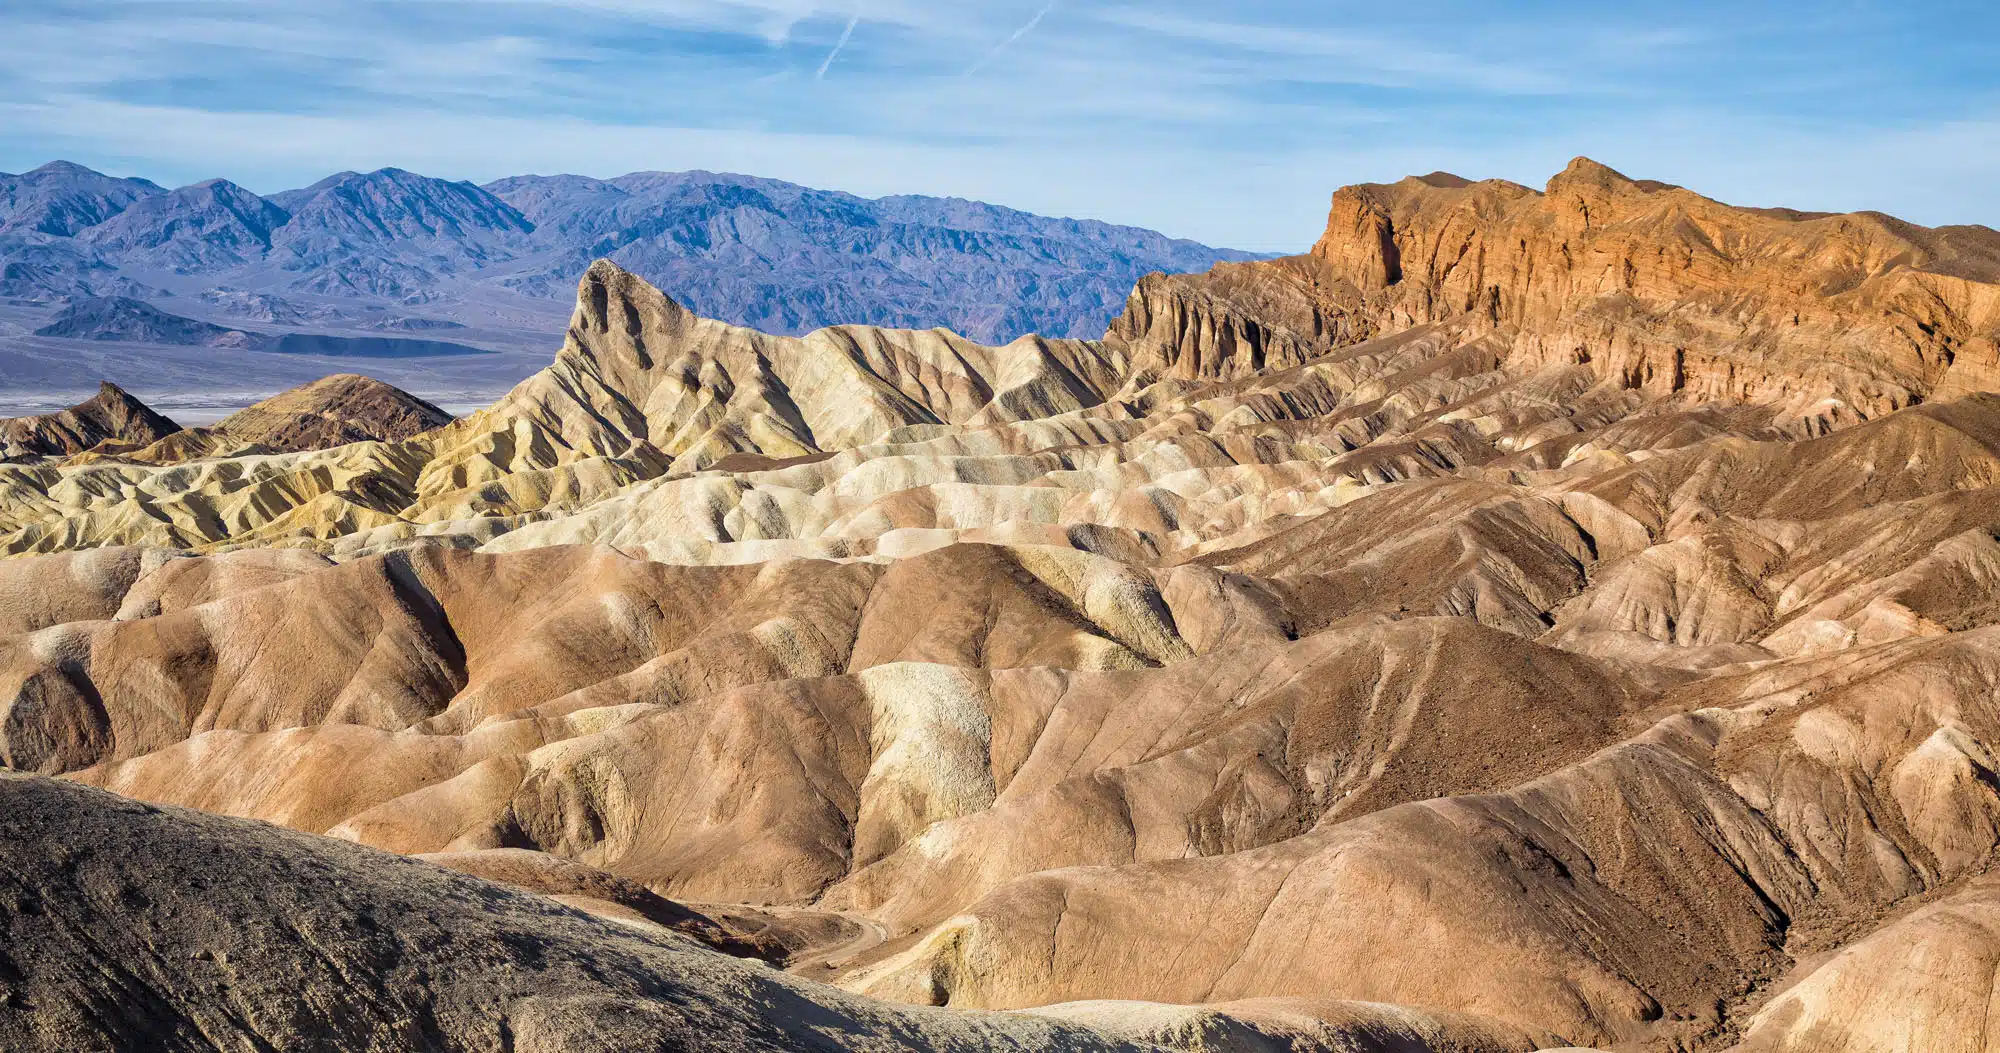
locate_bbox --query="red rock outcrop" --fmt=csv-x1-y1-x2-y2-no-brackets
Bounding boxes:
1298,157,2000,416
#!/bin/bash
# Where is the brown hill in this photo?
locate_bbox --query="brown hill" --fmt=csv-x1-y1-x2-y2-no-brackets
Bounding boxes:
4,161,2000,1051
212,372,452,449
84,374,453,464
0,381,179,461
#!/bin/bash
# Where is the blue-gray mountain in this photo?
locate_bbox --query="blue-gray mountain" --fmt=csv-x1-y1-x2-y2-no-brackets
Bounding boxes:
32,296,496,360
0,161,1263,342
0,161,161,238
78,179,292,273
35,296,261,348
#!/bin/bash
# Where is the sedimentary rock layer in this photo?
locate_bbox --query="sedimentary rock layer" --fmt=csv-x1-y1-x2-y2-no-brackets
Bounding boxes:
3,161,2000,1051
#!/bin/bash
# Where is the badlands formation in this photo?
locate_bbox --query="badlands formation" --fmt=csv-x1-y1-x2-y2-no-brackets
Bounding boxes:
2,158,2000,1050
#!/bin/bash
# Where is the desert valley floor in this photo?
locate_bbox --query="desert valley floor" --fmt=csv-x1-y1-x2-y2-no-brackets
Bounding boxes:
1,159,1999,1051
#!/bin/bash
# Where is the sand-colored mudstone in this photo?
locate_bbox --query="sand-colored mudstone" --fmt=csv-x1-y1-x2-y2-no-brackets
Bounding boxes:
4,160,2000,1051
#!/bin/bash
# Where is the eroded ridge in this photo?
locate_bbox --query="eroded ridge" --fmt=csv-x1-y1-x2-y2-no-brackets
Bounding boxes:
4,160,2000,1052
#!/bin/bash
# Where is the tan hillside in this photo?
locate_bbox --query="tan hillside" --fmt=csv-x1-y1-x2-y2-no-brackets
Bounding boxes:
3,160,2000,1050
198,372,451,449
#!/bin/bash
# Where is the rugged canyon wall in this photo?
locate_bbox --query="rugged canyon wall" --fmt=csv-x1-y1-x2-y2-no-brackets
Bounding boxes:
1114,157,2000,421
1300,157,2000,415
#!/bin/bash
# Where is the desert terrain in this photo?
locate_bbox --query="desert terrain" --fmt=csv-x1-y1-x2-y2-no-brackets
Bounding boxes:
2,157,1998,1051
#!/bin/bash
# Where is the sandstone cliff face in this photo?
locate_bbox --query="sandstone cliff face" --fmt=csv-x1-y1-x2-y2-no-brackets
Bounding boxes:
1297,157,2000,416
1106,159,2000,423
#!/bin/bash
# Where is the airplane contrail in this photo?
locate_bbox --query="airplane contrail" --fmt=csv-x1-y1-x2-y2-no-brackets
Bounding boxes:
964,1,1057,76
816,13,862,79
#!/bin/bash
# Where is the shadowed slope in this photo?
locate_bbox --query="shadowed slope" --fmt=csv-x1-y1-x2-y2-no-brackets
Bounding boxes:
86,374,454,463
0,382,179,462
0,772,1165,1053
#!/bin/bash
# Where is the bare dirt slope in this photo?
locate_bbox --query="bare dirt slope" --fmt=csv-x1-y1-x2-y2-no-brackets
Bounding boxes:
73,373,454,463
4,160,2000,1052
0,381,179,461
0,772,1159,1052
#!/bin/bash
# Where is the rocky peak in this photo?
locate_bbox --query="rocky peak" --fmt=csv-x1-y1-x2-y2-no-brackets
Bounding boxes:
1545,155,1643,193
1413,171,1474,189
77,178,291,270
216,373,452,450
567,258,699,378
0,381,180,461
0,160,163,237
1540,156,1671,238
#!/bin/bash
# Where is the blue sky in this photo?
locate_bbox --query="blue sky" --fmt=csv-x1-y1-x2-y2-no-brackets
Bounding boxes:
0,0,1994,250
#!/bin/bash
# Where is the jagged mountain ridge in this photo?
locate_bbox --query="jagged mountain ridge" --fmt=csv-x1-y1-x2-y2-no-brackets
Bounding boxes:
486,170,1270,338
269,167,536,298
4,160,2000,1051
75,178,292,272
0,160,1261,344
0,160,162,237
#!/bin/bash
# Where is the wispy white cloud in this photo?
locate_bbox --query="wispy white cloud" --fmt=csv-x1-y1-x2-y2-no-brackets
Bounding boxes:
0,0,1994,249
1086,7,1565,94
445,0,945,40
964,1,1055,77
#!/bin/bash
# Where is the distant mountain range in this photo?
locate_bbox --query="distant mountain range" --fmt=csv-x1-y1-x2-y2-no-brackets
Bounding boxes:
0,161,1264,343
